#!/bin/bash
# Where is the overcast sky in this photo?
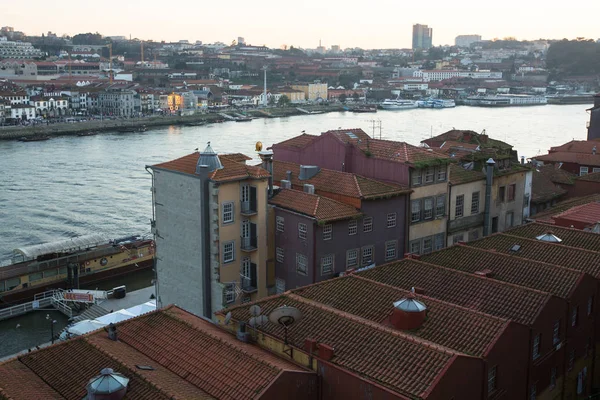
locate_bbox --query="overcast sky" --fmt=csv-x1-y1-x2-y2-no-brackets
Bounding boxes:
6,0,600,49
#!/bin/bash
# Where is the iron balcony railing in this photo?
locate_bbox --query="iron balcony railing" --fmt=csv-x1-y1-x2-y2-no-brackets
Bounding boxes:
240,236,258,252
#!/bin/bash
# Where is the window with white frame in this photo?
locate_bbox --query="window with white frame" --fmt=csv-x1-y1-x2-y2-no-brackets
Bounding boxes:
385,241,397,261
321,255,334,275
223,241,235,263
222,202,234,224
323,224,332,240
363,216,373,232
361,246,373,266
224,283,235,303
298,223,307,240
241,185,249,203
455,195,464,218
296,253,308,275
434,233,445,250
594,168,600,173
410,240,420,255
424,167,434,183
488,366,497,394
411,200,421,222
275,278,285,294
276,216,284,232
580,166,589,176
423,238,433,254
346,249,358,269
423,197,434,220
387,213,397,228
437,166,446,182
471,192,480,214
276,247,284,263
412,170,422,186
241,257,251,279
436,194,446,217
348,220,357,235
532,334,541,360
553,320,560,345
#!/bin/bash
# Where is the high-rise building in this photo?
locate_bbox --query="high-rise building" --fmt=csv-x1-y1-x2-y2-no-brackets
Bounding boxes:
455,34,482,48
412,24,433,50
237,36,245,46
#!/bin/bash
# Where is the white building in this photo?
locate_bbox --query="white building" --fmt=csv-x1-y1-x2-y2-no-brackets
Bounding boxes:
0,37,43,59
10,104,36,120
455,35,482,48
98,89,135,117
413,69,503,82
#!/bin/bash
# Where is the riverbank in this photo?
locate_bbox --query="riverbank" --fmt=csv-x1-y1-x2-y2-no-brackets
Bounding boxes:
0,104,346,141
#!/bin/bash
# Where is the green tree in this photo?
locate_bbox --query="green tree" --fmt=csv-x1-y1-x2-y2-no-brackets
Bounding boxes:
268,96,275,106
277,95,290,107
546,39,600,79
72,32,105,45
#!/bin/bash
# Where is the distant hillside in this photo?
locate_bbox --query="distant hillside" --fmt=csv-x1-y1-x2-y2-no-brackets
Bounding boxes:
546,39,600,80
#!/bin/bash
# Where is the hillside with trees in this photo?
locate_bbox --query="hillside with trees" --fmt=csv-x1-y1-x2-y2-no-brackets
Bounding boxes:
546,39,600,79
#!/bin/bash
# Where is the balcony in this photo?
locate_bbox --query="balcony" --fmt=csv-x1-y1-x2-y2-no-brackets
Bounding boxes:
241,262,258,294
241,235,258,252
448,213,484,234
240,201,257,216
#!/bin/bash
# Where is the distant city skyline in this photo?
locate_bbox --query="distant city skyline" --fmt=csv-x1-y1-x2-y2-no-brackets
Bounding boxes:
4,0,600,49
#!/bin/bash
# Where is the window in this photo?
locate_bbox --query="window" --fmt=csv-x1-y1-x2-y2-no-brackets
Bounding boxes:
241,185,249,203
44,269,58,278
348,220,357,236
434,233,445,250
385,241,397,261
222,202,234,224
588,296,594,316
423,238,433,254
29,272,43,282
424,167,434,183
423,197,434,220
568,349,575,371
387,213,397,228
276,216,284,232
471,192,480,214
437,166,446,182
410,240,420,255
363,216,373,232
572,306,578,327
594,168,600,173
580,166,589,176
498,186,506,202
532,334,541,360
436,194,446,217
455,195,464,218
296,253,308,275
453,234,464,244
508,184,516,201
223,241,235,263
224,283,235,304
276,247,284,263
361,246,374,266
346,249,358,269
468,229,479,241
321,255,334,275
323,224,332,240
550,367,556,389
530,384,536,400
553,320,560,345
488,366,497,394
411,200,421,222
275,278,286,294
241,257,251,279
298,223,307,240
505,212,514,228
412,170,422,186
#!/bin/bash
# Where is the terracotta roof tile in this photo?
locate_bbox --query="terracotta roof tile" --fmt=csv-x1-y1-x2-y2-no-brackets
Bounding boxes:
420,244,582,298
271,133,317,149
549,140,600,154
150,152,269,182
531,194,600,223
422,129,512,150
272,160,410,200
351,138,450,165
534,151,600,167
292,275,509,357
507,222,600,252
225,294,456,399
552,202,600,227
269,189,361,223
322,128,372,143
576,171,600,182
357,259,550,326
467,233,600,278
537,164,575,185
0,360,63,399
448,163,485,185
531,169,568,203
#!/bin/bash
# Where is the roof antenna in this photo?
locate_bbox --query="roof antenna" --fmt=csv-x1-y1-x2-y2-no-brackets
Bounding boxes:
269,305,302,358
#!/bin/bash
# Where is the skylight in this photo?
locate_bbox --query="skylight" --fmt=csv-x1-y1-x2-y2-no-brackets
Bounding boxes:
346,132,358,139
535,233,562,243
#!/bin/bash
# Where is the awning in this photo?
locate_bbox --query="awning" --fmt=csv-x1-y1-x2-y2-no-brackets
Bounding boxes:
13,234,108,261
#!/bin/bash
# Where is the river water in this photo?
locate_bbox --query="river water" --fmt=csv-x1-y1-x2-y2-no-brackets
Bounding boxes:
0,105,589,262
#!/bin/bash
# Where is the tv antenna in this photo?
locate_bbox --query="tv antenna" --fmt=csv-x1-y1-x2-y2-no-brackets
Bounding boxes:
366,119,382,139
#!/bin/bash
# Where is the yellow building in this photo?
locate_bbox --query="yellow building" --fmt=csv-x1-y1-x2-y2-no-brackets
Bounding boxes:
275,87,305,103
148,144,271,318
291,83,328,102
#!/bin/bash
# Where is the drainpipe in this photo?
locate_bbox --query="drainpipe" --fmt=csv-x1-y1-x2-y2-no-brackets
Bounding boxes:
197,165,212,318
483,158,495,237
145,166,160,308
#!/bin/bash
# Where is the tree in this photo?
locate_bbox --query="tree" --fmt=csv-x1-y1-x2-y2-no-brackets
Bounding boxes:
268,96,275,106
277,95,290,107
339,94,347,103
72,32,104,45
352,92,360,102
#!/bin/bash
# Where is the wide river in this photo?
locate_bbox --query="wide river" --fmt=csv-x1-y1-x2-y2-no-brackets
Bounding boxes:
0,104,590,261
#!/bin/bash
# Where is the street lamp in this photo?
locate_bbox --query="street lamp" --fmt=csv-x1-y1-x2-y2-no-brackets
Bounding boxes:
46,314,57,344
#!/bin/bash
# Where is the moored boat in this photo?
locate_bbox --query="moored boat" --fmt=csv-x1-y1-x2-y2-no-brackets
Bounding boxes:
18,135,50,142
77,131,98,137
380,97,417,110
116,125,147,133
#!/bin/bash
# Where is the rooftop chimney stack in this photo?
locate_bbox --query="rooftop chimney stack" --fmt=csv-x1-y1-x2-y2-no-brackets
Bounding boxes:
303,184,315,194
237,321,250,343
107,323,117,341
286,170,292,181
280,180,291,189
483,158,495,237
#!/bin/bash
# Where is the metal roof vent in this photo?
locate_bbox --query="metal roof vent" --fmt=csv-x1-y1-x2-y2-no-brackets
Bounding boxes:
86,368,129,400
389,293,427,330
510,244,521,252
196,142,223,173
299,165,320,180
536,232,562,243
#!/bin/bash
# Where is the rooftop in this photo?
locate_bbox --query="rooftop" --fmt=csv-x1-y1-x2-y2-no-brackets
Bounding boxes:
531,168,568,203
536,164,575,186
576,171,600,182
507,222,600,253
549,139,599,154
269,189,361,223
448,163,485,185
530,194,600,224
534,151,600,167
421,129,512,150
271,133,317,149
552,202,600,228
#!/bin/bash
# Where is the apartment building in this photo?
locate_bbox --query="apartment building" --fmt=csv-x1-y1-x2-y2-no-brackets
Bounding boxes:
290,83,328,101
98,88,135,117
148,144,270,318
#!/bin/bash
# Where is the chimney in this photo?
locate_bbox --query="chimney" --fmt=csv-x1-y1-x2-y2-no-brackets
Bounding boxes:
463,131,472,142
304,338,318,353
107,323,117,341
86,368,129,400
389,294,427,330
280,179,292,189
303,184,315,194
413,287,426,295
318,343,335,361
237,321,250,343
480,134,488,143
286,170,292,181
299,165,320,180
483,158,495,237
258,151,274,197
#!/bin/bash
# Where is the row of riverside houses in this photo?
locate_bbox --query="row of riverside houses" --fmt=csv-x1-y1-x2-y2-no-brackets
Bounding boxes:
1,224,599,399
146,128,532,316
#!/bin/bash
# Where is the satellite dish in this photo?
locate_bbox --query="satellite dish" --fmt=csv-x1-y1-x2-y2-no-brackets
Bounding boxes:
268,306,302,327
249,317,257,327
224,312,232,325
248,315,268,328
249,305,261,317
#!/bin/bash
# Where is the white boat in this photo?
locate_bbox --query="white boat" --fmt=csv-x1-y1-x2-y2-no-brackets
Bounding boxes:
380,97,417,110
417,98,456,108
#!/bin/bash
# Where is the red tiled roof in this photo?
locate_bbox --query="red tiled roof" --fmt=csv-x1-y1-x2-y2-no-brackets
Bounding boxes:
150,152,269,182
467,232,600,278
507,222,600,252
534,151,600,167
552,202,600,227
549,140,599,154
421,244,583,298
357,259,550,326
322,128,372,143
271,133,317,149
224,293,457,399
531,194,600,224
576,171,600,182
269,189,361,223
350,137,450,165
0,361,63,399
272,160,410,200
448,163,485,185
292,275,510,357
531,168,567,203
537,164,575,185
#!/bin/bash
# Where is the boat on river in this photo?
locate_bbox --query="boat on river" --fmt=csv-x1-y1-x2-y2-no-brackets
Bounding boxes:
116,125,147,133
19,136,50,142
77,131,98,137
417,98,456,108
380,97,417,110
0,235,154,308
